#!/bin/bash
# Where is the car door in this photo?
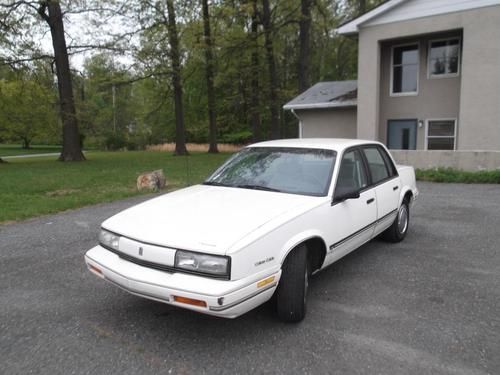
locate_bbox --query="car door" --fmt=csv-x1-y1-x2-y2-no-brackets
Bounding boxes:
323,148,377,266
361,146,400,235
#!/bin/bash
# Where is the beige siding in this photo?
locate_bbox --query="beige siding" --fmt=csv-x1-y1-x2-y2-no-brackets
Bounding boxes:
297,108,357,138
357,5,500,151
378,32,461,149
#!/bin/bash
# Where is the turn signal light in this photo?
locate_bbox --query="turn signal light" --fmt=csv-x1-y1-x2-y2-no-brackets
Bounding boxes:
257,276,275,288
88,264,103,275
173,295,207,308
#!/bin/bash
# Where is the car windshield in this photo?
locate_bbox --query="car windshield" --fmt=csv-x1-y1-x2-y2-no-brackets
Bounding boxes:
204,147,337,196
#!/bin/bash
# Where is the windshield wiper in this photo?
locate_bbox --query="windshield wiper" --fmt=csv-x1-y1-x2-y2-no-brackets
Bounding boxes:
202,181,231,187
236,184,282,192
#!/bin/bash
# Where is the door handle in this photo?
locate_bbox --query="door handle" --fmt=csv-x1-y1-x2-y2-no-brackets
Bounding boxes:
393,186,399,191
366,198,375,204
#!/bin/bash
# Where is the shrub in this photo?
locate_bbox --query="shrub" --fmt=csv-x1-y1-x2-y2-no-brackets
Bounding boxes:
416,168,500,184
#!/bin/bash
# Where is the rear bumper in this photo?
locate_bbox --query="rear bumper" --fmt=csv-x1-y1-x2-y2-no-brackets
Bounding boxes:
84,246,280,318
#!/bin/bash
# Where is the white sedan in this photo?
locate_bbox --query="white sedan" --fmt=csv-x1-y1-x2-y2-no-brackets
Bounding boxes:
85,139,418,322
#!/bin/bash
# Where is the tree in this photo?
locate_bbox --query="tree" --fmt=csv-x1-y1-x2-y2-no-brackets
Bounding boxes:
37,1,84,160
201,0,218,153
261,0,280,139
249,0,262,142
0,78,59,149
298,0,312,93
166,0,188,155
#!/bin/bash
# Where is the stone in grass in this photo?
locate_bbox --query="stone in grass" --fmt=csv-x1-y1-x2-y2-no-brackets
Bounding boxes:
136,169,167,191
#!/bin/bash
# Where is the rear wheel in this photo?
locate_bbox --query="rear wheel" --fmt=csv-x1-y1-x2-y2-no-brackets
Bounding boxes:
382,198,410,243
276,245,308,323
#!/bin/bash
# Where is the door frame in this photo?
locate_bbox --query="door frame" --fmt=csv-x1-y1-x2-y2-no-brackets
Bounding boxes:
387,119,418,150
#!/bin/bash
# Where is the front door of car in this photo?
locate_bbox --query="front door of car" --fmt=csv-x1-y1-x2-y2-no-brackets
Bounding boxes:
323,148,377,267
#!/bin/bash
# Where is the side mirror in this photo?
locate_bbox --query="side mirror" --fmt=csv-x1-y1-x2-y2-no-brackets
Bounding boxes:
332,189,360,204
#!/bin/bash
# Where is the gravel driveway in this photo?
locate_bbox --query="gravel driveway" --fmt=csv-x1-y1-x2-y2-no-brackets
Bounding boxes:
1,182,499,374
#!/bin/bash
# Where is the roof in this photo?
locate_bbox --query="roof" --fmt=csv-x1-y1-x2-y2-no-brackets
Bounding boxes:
283,81,357,111
336,0,500,35
248,138,382,152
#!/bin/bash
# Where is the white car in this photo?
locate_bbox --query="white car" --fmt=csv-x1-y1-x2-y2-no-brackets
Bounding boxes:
85,139,418,322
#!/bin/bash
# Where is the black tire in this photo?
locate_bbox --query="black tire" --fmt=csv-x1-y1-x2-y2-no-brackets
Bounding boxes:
382,198,410,243
276,244,308,323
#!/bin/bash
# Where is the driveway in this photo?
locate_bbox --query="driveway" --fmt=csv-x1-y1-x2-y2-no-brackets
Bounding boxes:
1,182,499,374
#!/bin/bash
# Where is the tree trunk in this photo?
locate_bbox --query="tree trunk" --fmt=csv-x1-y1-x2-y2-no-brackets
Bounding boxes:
21,137,31,149
202,0,218,153
250,0,262,142
38,1,85,161
262,0,280,140
298,0,312,93
166,0,188,156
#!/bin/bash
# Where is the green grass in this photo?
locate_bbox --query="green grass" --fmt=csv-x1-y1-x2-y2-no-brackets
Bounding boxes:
0,151,231,223
416,168,500,184
0,144,62,157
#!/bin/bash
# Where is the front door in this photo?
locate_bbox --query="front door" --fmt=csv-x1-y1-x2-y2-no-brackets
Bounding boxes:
387,120,417,150
323,148,377,267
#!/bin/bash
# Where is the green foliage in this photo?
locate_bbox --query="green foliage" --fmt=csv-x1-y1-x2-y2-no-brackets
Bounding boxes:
0,74,59,148
0,151,231,222
1,0,385,150
416,168,500,184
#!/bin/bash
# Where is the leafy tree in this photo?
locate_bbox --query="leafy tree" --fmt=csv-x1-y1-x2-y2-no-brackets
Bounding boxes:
0,78,59,149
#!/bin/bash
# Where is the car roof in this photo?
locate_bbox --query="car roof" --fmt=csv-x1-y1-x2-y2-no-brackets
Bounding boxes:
248,138,383,152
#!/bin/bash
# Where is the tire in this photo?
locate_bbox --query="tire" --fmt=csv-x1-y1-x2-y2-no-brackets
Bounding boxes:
276,244,308,323
382,198,410,243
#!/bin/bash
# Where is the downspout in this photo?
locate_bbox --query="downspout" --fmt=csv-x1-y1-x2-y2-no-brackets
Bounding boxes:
291,109,303,138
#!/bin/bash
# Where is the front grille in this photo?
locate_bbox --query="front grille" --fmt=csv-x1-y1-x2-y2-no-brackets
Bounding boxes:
104,245,177,274
101,244,230,280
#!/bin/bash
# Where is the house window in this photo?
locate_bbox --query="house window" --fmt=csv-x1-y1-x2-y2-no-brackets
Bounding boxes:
391,44,419,95
428,38,460,77
426,120,456,150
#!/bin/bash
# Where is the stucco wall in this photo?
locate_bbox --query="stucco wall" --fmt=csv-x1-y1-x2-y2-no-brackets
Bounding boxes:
378,32,462,150
357,5,500,151
296,108,357,138
391,150,500,171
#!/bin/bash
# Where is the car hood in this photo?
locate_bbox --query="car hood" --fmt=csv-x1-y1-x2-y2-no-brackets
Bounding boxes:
102,184,322,255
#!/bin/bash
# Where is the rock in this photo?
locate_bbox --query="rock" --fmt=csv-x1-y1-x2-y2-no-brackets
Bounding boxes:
136,169,167,191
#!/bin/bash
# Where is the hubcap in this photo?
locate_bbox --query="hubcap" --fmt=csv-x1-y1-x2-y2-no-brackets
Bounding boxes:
398,204,408,234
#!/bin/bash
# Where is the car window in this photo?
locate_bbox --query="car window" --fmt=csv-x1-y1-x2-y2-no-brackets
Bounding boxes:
363,147,391,184
335,149,368,196
205,147,337,196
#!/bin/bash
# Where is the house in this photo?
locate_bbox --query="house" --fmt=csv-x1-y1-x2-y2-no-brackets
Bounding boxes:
284,0,500,170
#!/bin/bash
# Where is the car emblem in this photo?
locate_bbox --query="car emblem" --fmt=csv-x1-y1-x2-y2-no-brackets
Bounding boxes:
138,247,143,256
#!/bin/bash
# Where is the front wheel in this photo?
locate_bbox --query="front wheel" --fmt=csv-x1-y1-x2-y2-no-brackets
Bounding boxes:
275,245,308,323
382,198,410,243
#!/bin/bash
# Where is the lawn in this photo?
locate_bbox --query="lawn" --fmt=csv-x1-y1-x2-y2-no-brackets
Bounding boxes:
0,144,62,157
0,151,231,223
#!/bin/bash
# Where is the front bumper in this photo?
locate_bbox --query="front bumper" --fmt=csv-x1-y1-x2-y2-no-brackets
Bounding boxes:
85,245,280,318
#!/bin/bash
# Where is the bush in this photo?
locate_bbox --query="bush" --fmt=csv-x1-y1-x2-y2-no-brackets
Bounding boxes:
220,130,253,144
416,168,500,184
104,133,127,151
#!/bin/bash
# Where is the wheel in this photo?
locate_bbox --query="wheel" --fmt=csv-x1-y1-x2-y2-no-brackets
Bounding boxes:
275,244,308,323
382,198,410,243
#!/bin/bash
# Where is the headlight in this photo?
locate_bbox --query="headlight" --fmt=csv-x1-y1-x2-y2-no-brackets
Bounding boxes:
175,250,230,278
99,229,120,250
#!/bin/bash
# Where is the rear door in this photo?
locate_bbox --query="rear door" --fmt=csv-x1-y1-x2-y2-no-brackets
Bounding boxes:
361,146,400,235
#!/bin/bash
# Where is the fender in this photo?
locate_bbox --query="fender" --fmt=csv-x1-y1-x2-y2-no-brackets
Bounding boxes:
279,229,327,265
